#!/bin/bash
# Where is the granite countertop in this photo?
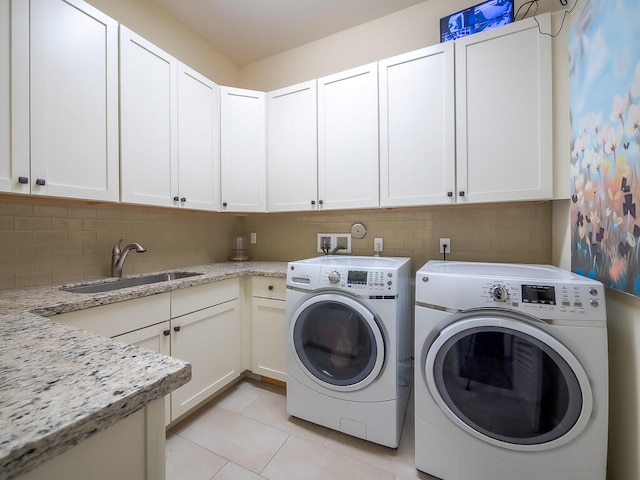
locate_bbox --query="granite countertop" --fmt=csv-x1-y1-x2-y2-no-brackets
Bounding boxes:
0,261,288,317
0,261,287,480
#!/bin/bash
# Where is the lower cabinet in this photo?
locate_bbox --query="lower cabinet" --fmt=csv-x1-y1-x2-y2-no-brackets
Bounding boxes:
169,295,240,420
251,277,287,383
115,322,171,426
53,278,242,425
169,279,241,421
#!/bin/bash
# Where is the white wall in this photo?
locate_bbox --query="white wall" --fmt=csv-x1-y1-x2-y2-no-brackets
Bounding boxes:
606,289,640,480
85,0,240,86
551,4,640,479
239,0,562,91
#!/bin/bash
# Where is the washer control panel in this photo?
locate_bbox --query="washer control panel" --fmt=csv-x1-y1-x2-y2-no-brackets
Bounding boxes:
288,257,409,298
320,267,396,294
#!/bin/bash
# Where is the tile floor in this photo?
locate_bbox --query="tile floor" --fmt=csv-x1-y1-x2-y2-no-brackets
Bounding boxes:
166,378,438,480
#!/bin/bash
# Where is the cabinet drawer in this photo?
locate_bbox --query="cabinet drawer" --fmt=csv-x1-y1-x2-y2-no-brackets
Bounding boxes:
171,278,239,318
252,276,286,301
53,293,171,338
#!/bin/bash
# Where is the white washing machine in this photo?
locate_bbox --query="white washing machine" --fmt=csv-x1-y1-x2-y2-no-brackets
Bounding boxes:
286,255,411,448
414,261,608,480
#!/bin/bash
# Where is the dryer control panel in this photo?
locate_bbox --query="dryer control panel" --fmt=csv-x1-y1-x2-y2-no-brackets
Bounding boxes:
479,280,602,311
415,261,607,324
478,280,604,320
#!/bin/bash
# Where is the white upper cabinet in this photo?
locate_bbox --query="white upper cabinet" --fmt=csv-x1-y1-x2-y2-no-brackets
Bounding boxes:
220,87,266,212
121,27,219,210
267,80,318,212
379,43,455,207
455,14,552,203
1,0,119,200
120,26,178,208
317,63,379,210
177,64,221,211
0,0,28,194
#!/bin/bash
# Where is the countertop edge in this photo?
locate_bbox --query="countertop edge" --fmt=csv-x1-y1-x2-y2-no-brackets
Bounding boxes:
3,357,191,480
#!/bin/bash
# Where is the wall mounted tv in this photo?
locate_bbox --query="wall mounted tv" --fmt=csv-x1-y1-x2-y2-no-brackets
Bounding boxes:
440,0,514,43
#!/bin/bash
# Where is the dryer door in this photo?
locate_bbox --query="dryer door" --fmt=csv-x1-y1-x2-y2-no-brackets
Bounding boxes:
290,293,385,392
424,313,592,451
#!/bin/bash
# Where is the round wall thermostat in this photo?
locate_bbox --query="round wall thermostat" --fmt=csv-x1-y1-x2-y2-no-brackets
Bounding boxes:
351,223,367,239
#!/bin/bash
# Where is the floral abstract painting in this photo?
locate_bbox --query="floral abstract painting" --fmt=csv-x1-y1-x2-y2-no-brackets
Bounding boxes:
570,0,640,295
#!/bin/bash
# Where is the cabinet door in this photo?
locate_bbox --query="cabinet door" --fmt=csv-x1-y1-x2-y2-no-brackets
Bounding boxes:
379,44,455,207
177,63,220,211
455,14,552,203
120,26,178,207
267,80,318,212
0,0,8,192
18,407,149,480
0,0,28,194
29,0,119,201
220,87,266,212
114,322,172,426
317,63,379,210
251,297,286,383
114,321,171,355
170,299,240,420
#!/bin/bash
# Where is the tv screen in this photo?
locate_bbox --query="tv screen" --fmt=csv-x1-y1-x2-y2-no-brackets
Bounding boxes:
440,0,514,43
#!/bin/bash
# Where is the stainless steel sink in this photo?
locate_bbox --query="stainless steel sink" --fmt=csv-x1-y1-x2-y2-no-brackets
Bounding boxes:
62,271,202,294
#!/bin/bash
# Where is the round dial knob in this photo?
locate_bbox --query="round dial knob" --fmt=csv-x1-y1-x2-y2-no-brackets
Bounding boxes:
490,284,509,302
328,271,341,284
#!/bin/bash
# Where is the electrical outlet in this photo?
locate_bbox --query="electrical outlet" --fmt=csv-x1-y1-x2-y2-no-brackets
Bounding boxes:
439,237,451,254
374,237,383,253
250,232,257,244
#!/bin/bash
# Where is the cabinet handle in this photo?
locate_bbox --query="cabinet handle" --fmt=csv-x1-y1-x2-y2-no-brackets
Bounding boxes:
173,196,179,201
18,176,29,184
311,200,316,206
180,197,186,202
447,191,453,197
173,325,181,332
268,285,274,290
459,191,465,197
318,199,324,205
223,202,228,207
35,178,46,186
163,329,170,336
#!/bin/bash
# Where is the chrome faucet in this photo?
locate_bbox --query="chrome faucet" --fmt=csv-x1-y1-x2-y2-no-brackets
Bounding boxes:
111,238,147,277
330,245,347,255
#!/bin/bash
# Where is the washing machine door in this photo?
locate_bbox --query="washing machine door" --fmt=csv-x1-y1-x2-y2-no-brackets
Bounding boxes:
424,312,593,451
290,293,385,392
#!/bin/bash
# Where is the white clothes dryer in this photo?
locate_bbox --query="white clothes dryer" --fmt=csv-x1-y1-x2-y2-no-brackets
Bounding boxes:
286,256,411,448
414,261,608,480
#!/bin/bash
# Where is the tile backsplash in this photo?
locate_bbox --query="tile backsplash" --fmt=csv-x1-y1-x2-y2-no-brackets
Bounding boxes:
245,202,553,271
0,194,552,290
0,195,236,289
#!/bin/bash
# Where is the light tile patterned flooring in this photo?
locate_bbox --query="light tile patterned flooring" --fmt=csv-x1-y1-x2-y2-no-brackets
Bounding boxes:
166,378,438,480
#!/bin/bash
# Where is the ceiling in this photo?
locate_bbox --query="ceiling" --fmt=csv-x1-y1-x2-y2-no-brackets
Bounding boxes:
150,0,427,66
